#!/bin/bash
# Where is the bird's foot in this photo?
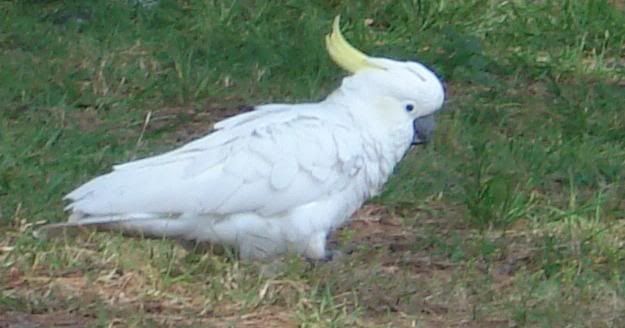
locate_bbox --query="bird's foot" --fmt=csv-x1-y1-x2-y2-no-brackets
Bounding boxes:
322,249,344,262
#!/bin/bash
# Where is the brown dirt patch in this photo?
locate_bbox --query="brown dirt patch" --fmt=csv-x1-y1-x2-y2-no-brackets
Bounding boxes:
0,311,91,328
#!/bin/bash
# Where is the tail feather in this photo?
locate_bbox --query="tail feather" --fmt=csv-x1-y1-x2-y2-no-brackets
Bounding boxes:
35,215,193,240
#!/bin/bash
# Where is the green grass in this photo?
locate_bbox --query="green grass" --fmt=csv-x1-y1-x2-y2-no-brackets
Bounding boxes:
2,0,625,326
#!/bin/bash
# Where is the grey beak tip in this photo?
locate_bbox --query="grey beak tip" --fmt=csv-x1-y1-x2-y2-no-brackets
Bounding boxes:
411,114,436,146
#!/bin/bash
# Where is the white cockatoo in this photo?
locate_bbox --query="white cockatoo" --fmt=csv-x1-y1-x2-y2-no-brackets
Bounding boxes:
39,17,445,260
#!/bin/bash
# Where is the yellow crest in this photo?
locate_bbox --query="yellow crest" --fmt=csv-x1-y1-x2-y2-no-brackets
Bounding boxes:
325,16,384,73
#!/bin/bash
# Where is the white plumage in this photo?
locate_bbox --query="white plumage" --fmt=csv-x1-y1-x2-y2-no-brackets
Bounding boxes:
39,17,445,260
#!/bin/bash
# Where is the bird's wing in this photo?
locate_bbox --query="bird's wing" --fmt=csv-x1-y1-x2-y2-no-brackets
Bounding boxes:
66,103,367,217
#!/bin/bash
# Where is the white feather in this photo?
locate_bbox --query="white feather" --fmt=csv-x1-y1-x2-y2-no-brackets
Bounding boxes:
44,45,446,260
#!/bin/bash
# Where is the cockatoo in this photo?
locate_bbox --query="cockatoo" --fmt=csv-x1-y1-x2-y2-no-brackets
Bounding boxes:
39,17,445,260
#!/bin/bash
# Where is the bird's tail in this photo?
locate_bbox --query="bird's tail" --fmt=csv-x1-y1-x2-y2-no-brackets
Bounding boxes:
35,214,194,240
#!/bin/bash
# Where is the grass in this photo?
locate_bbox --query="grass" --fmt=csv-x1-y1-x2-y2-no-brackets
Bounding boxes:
2,0,625,326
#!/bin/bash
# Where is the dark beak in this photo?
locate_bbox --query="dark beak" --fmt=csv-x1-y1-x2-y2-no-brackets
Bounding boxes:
411,114,436,146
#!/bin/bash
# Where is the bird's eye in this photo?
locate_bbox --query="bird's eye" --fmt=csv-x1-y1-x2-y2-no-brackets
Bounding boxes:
405,104,414,112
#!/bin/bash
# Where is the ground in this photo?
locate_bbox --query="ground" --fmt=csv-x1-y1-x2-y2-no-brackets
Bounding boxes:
1,0,625,327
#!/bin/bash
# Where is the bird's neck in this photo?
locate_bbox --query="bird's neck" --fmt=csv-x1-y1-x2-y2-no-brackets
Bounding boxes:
322,91,414,196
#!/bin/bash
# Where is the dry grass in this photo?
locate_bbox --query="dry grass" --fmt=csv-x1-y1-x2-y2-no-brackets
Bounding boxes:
2,1,625,326
5,202,624,327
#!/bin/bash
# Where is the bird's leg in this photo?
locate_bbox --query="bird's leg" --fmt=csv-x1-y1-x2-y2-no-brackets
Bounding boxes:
303,231,345,262
303,231,329,260
322,231,345,261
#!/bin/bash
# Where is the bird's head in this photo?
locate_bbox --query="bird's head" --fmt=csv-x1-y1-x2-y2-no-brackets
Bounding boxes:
326,16,445,145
